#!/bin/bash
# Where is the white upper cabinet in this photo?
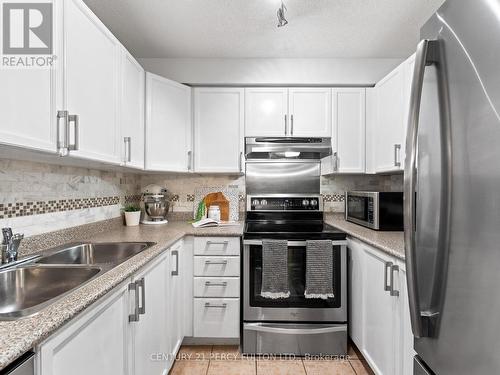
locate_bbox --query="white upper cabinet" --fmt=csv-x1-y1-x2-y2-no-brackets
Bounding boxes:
145,73,192,172
245,88,288,137
245,88,332,138
331,88,366,173
120,51,145,169
63,0,121,164
194,88,244,173
288,88,331,137
0,67,57,153
372,53,416,174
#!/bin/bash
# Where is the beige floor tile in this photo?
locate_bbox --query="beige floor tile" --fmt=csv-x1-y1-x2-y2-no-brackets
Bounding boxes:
169,359,210,375
347,341,362,360
349,360,375,375
302,360,355,375
207,359,256,375
257,359,306,375
211,345,242,360
177,345,213,361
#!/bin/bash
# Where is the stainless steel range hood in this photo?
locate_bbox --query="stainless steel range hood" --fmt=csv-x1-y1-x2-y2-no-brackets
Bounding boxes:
245,137,332,160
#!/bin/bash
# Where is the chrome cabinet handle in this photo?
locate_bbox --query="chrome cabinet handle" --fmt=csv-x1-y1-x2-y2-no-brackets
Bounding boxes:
390,264,400,297
187,150,192,171
284,114,287,135
137,277,146,315
239,151,243,173
68,114,79,151
333,152,339,172
123,137,131,163
384,261,393,292
205,281,228,287
405,39,451,338
394,144,401,167
171,250,179,276
128,282,140,322
205,260,228,265
290,114,294,136
207,240,229,245
57,110,69,156
205,302,227,308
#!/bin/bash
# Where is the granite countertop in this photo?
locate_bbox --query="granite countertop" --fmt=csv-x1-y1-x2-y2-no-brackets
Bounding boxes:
325,213,405,259
0,219,244,370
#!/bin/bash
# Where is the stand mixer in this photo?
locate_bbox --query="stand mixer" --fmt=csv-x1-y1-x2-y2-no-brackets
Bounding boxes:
141,184,169,225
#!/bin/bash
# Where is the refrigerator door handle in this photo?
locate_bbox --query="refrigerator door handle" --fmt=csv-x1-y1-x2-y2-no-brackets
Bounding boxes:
404,39,452,339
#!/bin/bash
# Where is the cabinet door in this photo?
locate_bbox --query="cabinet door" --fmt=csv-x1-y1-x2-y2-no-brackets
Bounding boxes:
332,88,366,173
168,241,184,358
401,53,416,170
347,238,364,348
145,73,192,172
182,237,194,337
38,284,130,375
0,68,56,153
64,0,121,164
121,51,145,169
395,261,415,375
194,88,244,173
362,246,396,375
374,65,405,173
132,253,170,375
245,88,288,136
289,88,331,137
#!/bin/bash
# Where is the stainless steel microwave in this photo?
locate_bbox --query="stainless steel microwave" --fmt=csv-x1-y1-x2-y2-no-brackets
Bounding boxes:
345,191,404,231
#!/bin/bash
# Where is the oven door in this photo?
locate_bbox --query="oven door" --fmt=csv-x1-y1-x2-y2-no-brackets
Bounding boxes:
243,240,347,322
345,192,378,229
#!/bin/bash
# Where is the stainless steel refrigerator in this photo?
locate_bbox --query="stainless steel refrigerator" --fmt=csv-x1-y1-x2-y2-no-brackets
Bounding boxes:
404,0,500,374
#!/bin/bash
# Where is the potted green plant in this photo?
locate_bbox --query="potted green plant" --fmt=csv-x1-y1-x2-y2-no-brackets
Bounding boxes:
123,204,141,226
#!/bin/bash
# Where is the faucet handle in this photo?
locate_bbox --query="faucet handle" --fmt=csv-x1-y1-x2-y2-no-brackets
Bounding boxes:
2,227,13,244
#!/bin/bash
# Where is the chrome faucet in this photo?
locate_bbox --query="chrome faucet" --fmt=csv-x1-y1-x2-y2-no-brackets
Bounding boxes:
1,228,24,264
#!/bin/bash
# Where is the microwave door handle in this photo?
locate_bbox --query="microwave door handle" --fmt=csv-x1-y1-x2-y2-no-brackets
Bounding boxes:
404,39,451,339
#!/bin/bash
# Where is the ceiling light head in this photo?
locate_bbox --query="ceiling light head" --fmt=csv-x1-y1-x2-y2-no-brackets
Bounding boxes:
277,1,288,28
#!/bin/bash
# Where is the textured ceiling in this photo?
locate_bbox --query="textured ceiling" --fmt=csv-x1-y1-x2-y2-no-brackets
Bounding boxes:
83,0,445,58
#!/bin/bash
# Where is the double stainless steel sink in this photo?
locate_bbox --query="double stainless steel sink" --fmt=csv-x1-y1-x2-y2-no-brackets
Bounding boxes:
0,242,155,320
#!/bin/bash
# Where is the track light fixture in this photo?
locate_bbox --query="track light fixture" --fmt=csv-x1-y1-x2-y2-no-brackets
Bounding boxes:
277,1,288,27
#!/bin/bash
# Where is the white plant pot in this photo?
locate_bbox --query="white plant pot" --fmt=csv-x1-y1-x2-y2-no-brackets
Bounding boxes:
124,211,141,226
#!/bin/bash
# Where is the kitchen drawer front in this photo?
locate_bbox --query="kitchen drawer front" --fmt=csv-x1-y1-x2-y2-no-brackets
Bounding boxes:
193,298,239,338
194,256,240,277
194,237,240,256
194,277,240,298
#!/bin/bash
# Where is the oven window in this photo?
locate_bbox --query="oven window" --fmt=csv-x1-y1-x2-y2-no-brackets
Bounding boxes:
249,245,341,308
347,196,370,222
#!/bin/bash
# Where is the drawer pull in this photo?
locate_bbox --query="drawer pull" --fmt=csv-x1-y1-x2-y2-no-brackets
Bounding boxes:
206,240,229,245
205,302,227,308
205,281,228,287
205,260,228,265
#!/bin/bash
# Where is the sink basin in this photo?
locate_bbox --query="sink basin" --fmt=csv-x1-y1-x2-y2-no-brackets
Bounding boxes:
36,242,155,266
0,266,101,319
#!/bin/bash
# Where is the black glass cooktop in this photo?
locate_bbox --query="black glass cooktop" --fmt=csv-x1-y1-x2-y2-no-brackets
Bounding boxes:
244,221,346,240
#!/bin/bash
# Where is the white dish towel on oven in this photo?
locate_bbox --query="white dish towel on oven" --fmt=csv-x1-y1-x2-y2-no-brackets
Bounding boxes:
305,240,335,299
260,239,290,299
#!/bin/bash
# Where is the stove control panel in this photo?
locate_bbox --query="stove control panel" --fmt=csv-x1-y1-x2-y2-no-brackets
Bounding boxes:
248,196,322,211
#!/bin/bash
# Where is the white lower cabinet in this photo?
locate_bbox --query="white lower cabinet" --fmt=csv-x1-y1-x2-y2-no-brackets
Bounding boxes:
193,236,240,339
37,240,187,375
37,283,130,375
131,252,170,375
348,237,414,375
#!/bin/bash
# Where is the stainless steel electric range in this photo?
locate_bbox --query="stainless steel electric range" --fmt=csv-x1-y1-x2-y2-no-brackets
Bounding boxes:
241,194,347,356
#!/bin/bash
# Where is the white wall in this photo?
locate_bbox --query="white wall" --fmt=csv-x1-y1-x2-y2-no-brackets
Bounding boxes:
139,58,402,86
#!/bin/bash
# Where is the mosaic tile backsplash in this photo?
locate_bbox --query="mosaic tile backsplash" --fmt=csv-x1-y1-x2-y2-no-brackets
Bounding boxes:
0,158,402,236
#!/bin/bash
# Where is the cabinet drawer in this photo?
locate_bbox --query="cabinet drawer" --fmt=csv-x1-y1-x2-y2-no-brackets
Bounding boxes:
194,256,240,277
194,237,240,256
193,298,239,338
194,277,240,297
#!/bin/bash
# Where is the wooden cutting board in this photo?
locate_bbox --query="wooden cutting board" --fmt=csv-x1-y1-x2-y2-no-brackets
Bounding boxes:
203,192,230,221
